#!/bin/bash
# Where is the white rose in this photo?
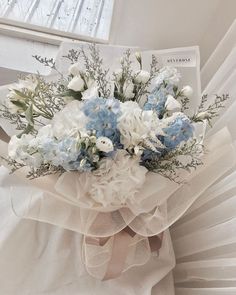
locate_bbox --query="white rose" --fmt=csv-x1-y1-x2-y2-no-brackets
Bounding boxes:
123,81,135,99
68,63,81,76
165,95,182,111
181,85,193,97
68,75,85,92
134,70,150,84
96,137,114,153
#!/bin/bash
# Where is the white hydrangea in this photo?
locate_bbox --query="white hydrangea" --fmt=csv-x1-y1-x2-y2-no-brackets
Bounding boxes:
52,100,88,139
118,101,163,152
8,134,43,168
154,66,181,86
89,150,147,206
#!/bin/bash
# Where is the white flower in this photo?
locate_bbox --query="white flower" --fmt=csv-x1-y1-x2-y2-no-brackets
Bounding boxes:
154,66,181,86
195,111,210,121
37,125,54,139
123,81,135,99
96,137,114,153
68,75,85,92
82,83,98,100
118,102,161,150
68,63,81,76
181,85,193,97
134,70,150,84
8,134,43,167
165,95,182,111
89,150,147,206
52,100,87,139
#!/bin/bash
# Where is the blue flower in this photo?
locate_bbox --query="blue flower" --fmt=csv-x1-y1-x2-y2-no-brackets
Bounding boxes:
106,98,120,114
83,97,122,148
162,116,194,149
64,149,94,172
83,97,106,118
144,84,175,117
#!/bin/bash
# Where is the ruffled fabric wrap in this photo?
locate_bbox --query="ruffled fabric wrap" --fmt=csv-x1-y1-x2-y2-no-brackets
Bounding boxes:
0,125,235,280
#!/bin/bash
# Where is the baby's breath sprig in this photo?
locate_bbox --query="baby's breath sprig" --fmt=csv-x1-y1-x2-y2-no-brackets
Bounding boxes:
62,49,80,64
135,54,159,102
191,94,229,126
80,44,111,98
143,139,203,182
26,164,65,179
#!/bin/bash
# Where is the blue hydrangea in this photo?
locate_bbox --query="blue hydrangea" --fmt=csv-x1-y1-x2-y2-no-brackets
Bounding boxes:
83,97,106,118
83,97,122,147
64,149,94,172
144,84,175,117
162,116,194,150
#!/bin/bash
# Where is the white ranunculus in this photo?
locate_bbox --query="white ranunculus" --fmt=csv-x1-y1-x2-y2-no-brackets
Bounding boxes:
165,95,182,111
96,137,114,153
123,81,135,99
134,70,150,84
68,75,85,92
68,63,81,76
181,85,193,97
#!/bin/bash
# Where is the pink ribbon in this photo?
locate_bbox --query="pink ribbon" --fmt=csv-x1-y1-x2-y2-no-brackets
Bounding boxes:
0,127,10,143
85,228,164,280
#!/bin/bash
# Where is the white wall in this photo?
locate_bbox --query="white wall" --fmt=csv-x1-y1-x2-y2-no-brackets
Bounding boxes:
1,0,236,85
110,0,236,65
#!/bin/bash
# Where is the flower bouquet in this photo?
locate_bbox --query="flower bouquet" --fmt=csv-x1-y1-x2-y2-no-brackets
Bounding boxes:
0,43,234,280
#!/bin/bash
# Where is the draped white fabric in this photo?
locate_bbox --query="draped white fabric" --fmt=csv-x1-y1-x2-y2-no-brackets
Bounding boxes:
0,42,236,294
171,44,236,295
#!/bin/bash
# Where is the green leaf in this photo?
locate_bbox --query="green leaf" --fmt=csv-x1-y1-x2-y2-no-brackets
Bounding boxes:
59,89,82,101
25,104,34,126
11,100,27,110
13,89,29,99
17,123,34,138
